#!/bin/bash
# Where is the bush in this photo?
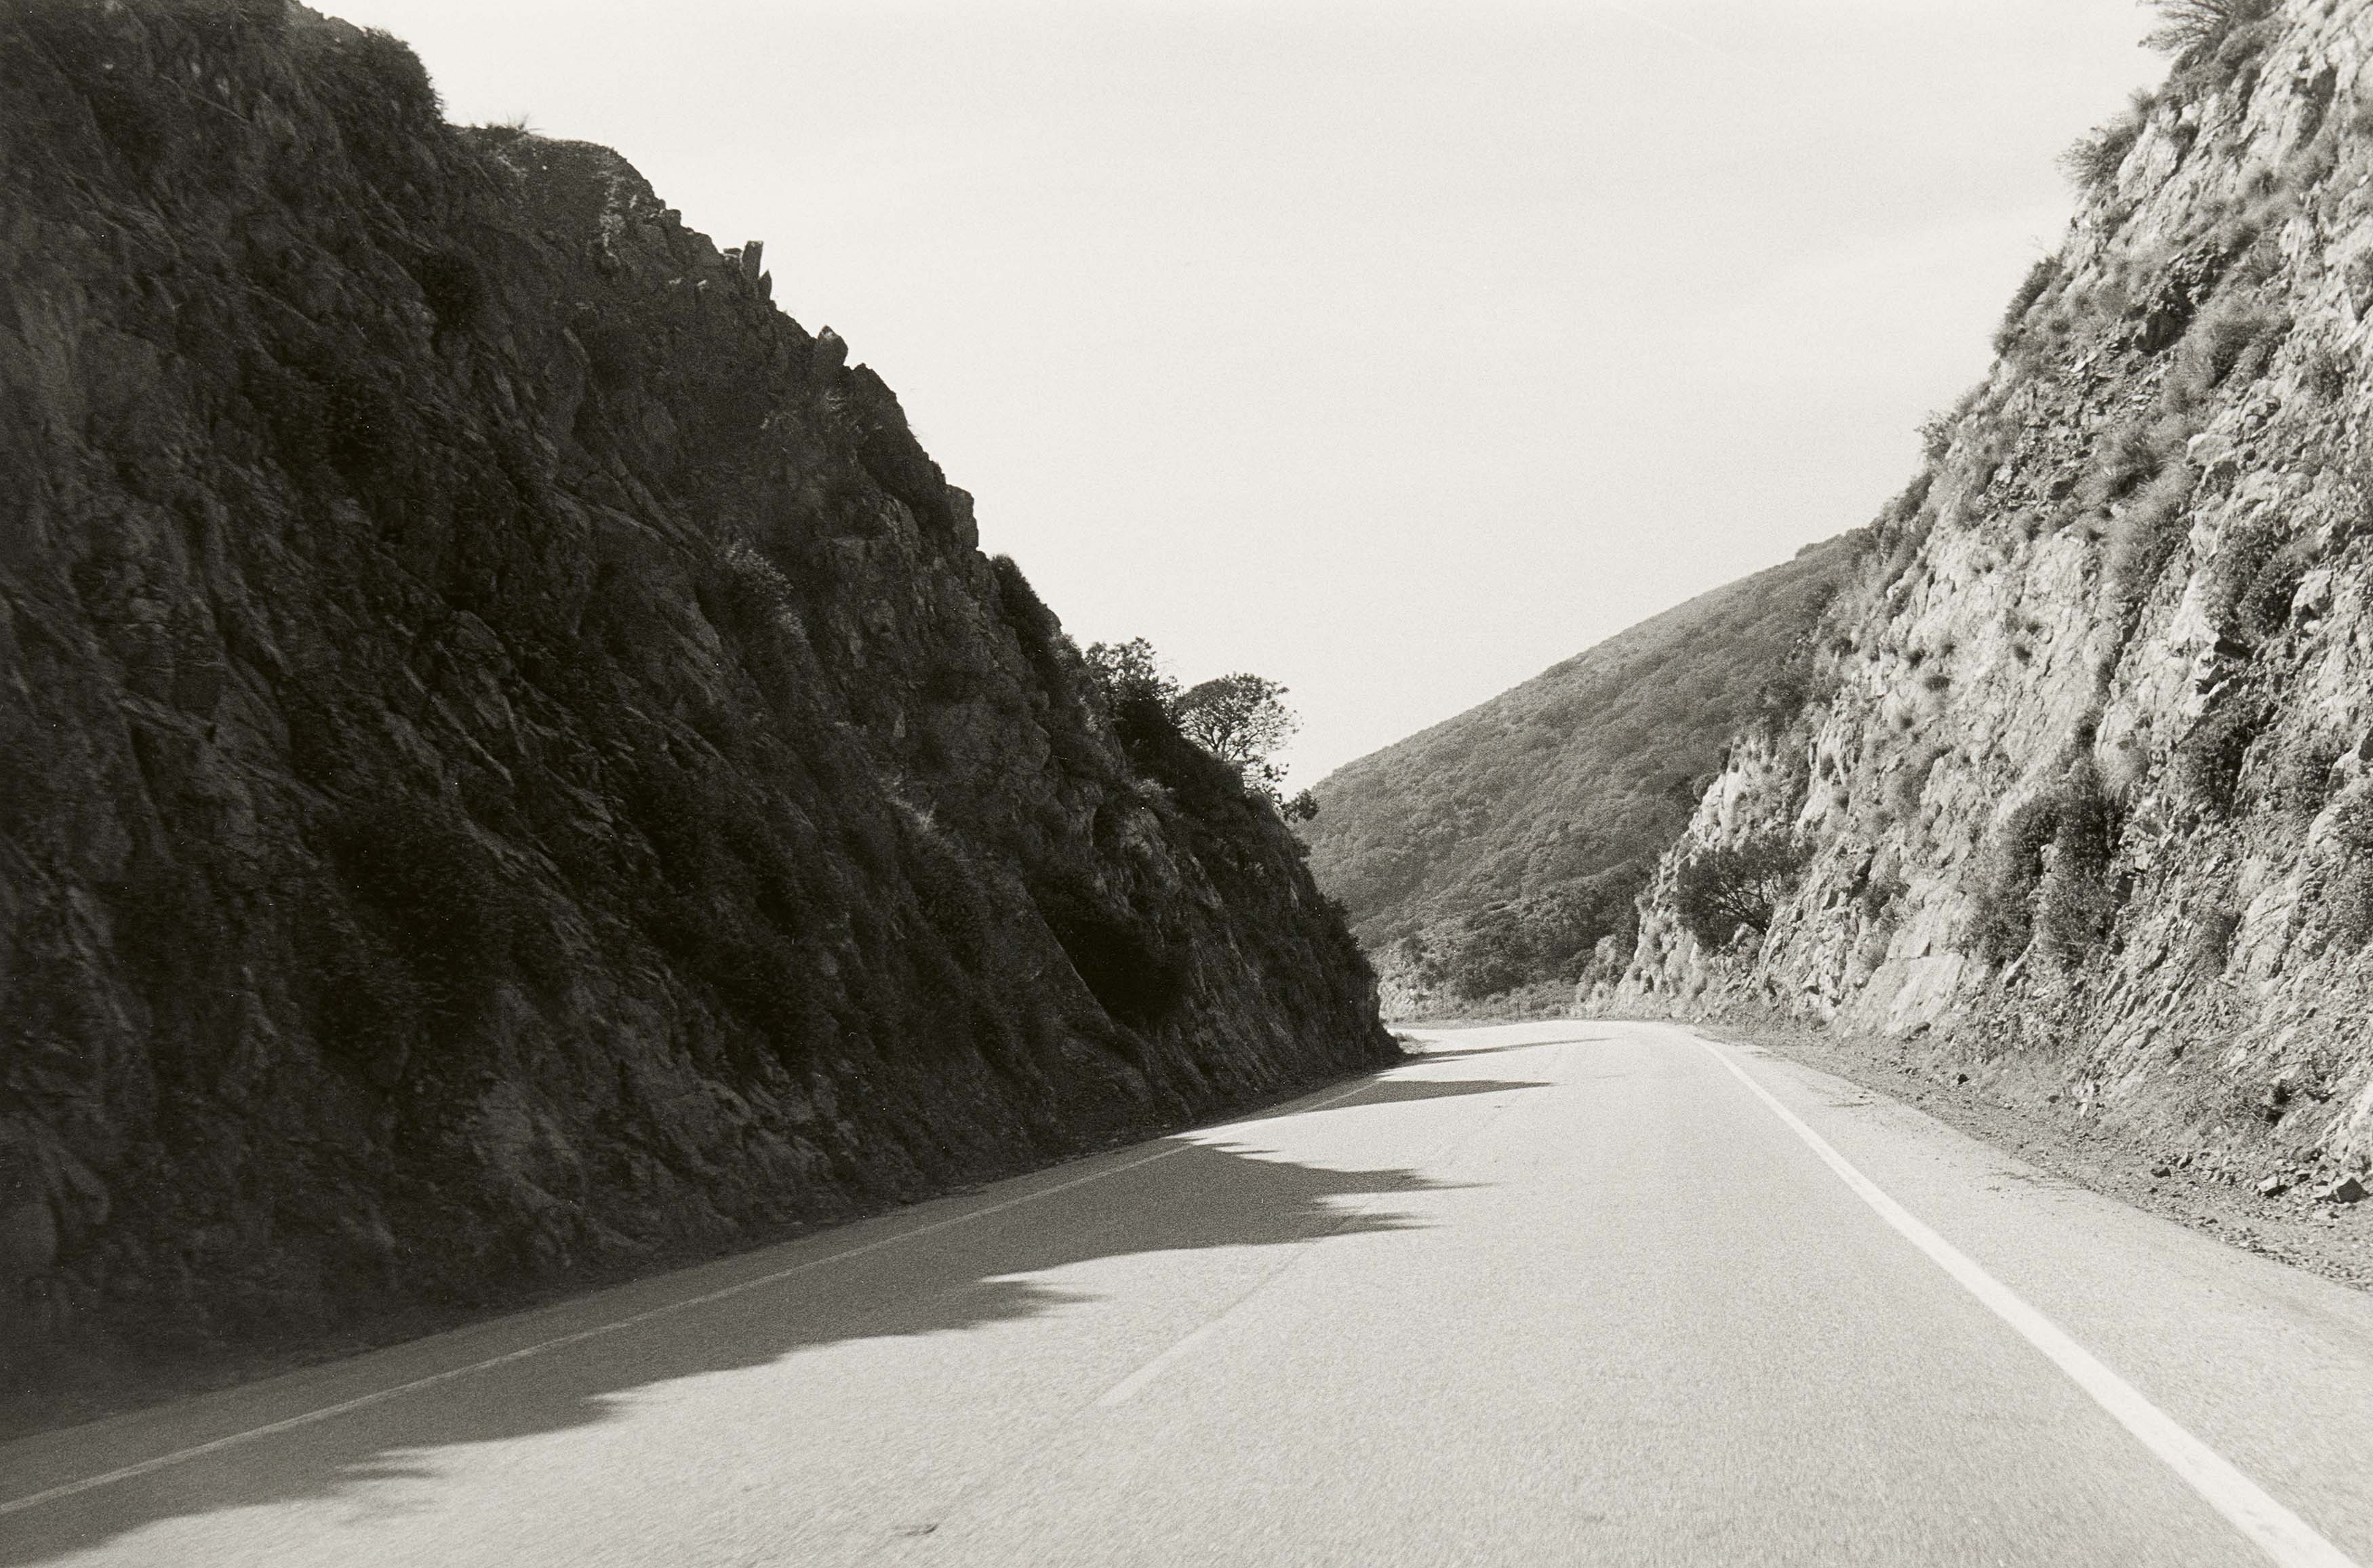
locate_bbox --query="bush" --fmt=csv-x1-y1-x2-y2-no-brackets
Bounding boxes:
2305,348,2350,405
2146,0,2275,60
2173,696,2267,812
704,538,800,641
291,22,445,193
989,553,1077,694
414,250,486,331
1969,795,2053,964
2316,799,2373,950
2033,763,2121,963
2233,541,2309,644
2203,519,2307,647
1671,830,1810,950
1968,764,2121,965
1033,882,1184,1030
2273,733,2341,820
1082,637,1177,712
1423,906,1528,1000
1084,637,1310,815
325,795,515,978
2322,862,2373,952
1750,636,1827,728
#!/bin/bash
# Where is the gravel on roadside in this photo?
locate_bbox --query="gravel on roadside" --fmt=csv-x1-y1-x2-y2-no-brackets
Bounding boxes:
1699,1020,2373,1295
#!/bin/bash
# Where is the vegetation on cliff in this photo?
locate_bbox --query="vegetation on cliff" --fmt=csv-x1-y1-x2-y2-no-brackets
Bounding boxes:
1083,638,1317,820
0,0,1393,1393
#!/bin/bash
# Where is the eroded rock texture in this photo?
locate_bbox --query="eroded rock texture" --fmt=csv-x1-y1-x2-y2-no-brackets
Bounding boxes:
1598,2,2373,1178
0,2,1390,1373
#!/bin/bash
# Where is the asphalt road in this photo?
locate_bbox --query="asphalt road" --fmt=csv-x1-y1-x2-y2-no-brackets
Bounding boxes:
5,1020,2372,1567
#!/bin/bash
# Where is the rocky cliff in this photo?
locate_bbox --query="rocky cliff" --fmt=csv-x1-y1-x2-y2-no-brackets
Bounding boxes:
1599,0,2373,1182
0,0,1393,1390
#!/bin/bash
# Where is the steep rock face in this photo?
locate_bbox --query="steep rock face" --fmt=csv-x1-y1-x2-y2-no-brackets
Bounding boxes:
1305,538,1857,1013
0,1,1391,1375
1601,1,2373,1176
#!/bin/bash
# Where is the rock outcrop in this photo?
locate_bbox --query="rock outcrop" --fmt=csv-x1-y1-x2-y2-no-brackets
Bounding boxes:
1599,0,2373,1179
0,1,1392,1383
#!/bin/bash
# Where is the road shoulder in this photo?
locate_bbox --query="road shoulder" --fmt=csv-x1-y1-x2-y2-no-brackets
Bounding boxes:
1700,1019,2373,1295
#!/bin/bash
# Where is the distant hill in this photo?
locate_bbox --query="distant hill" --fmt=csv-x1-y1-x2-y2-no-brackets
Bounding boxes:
1302,534,1863,1006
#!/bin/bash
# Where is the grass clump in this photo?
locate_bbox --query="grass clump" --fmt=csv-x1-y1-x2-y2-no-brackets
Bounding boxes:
2077,418,2172,509
703,537,801,642
2060,92,2154,191
2161,300,2288,411
2186,905,2242,973
1995,256,2063,356
2105,461,2199,611
1886,740,1949,822
2310,798,2373,950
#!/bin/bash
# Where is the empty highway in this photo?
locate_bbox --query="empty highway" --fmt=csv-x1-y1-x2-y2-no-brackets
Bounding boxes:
4,1020,2370,1566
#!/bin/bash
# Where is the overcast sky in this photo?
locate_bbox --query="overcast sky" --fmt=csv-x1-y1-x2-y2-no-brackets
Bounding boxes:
335,0,2161,784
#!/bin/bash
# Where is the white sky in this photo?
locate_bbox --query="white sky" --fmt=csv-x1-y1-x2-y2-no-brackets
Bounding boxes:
332,0,2161,784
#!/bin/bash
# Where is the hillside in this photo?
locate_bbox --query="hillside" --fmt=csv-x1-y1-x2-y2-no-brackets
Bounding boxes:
1600,0,2373,1186
1302,535,1860,1009
0,0,1393,1399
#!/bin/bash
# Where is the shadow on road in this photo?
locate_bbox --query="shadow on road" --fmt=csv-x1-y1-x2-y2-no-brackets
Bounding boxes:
3,1072,1545,1565
1233,1074,1551,1120
1391,1033,1617,1067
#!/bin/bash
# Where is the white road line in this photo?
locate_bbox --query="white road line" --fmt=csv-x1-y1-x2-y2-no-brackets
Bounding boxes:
1093,1182,1395,1410
0,1071,1392,1519
1696,1034,2362,1568
1096,1312,1235,1408
1095,1089,1526,1409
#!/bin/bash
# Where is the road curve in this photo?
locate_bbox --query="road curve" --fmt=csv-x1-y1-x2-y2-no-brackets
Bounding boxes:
4,1020,2370,1567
